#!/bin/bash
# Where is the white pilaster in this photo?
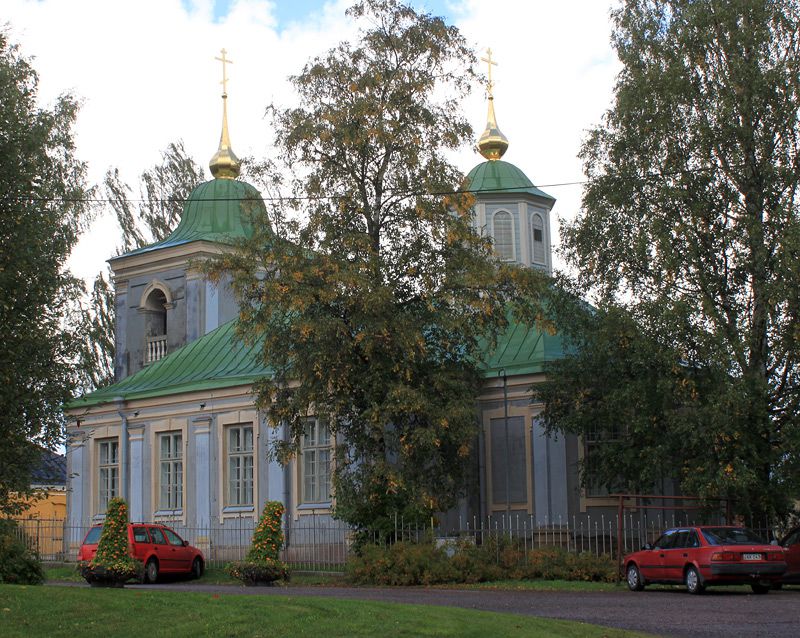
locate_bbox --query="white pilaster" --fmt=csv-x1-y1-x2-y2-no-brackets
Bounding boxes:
128,426,145,522
518,202,529,265
205,280,219,334
192,416,212,526
267,422,286,504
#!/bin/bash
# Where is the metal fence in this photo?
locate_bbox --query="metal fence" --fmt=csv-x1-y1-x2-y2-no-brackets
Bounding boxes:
10,511,778,572
9,516,351,570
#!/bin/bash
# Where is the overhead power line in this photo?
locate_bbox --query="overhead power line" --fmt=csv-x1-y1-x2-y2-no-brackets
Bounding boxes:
1,182,585,205
1,161,748,205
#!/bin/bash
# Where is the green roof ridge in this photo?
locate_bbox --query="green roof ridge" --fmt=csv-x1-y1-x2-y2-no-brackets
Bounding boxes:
121,178,269,257
70,316,564,408
68,320,270,408
466,160,555,201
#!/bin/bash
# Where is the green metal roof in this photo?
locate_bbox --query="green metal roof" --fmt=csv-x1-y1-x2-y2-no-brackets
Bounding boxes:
466,160,555,202
69,317,563,409
68,320,270,408
479,320,564,377
121,178,268,257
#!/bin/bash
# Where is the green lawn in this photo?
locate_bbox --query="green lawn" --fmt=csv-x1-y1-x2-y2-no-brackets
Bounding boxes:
43,565,344,587
0,585,653,638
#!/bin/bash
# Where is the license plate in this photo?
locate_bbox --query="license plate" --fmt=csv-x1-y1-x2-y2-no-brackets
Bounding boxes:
742,553,762,561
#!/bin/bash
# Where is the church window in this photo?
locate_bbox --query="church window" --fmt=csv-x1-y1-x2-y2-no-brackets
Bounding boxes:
144,289,168,335
158,432,183,511
142,283,171,364
226,425,254,506
492,210,515,261
531,213,546,264
584,425,624,498
97,439,119,512
489,416,528,505
301,419,331,505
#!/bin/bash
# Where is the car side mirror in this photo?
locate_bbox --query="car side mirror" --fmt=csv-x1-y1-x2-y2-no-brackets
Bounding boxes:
183,540,189,547
643,543,653,551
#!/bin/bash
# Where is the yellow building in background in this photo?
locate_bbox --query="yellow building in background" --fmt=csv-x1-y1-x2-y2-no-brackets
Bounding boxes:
10,448,68,560
19,488,67,521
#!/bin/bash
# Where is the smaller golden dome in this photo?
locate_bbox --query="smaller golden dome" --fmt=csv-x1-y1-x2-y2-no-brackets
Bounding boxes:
209,49,240,180
477,96,509,161
209,108,241,179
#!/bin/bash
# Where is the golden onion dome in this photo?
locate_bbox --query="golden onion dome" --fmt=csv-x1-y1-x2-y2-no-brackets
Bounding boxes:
477,96,509,161
209,48,241,179
477,47,509,161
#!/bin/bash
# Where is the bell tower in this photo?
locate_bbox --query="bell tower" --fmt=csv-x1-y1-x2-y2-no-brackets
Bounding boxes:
466,49,555,273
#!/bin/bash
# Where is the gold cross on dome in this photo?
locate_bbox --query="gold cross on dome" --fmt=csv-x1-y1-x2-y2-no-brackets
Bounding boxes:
215,48,233,96
481,48,498,97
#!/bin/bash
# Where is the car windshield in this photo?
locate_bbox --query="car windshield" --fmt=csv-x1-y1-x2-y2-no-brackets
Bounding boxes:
701,527,766,545
84,527,102,544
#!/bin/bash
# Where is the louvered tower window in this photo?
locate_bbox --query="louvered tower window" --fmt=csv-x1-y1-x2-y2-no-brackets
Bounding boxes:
492,210,514,261
531,213,545,264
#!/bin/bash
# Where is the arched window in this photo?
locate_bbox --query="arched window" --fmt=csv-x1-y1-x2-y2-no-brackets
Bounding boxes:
140,280,172,364
531,213,545,265
143,289,168,337
492,210,514,261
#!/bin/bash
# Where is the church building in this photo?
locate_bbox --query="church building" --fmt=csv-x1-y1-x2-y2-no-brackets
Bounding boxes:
65,54,611,551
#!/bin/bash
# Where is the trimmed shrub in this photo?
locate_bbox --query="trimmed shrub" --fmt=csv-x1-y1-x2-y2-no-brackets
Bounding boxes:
347,537,617,585
228,558,288,585
516,547,617,582
80,498,141,586
246,500,285,562
448,540,504,583
0,520,44,585
228,500,289,585
347,540,455,585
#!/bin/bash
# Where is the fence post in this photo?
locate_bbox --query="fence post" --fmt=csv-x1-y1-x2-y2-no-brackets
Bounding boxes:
616,494,624,582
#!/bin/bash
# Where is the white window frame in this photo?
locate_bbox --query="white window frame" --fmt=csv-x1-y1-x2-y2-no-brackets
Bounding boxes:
530,212,546,265
158,432,183,511
583,425,624,498
300,419,332,505
491,209,516,261
97,438,119,513
226,424,254,507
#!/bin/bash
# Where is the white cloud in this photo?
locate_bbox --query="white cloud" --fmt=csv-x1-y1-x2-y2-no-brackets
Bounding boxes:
4,0,619,280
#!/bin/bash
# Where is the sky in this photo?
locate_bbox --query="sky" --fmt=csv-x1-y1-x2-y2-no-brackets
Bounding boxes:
4,0,621,282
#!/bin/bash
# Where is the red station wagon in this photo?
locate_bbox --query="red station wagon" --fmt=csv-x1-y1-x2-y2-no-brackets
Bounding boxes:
79,523,205,583
624,526,786,594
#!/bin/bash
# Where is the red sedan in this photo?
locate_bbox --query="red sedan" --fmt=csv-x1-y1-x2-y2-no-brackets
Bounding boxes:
777,526,800,587
79,523,205,583
624,526,786,594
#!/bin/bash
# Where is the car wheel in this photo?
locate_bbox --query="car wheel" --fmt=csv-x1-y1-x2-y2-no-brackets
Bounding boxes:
685,566,705,594
751,582,770,595
145,559,159,584
626,563,645,591
192,557,204,579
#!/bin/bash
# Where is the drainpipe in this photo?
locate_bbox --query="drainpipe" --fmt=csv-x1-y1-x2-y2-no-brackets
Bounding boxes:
115,398,129,502
282,421,291,548
499,369,510,523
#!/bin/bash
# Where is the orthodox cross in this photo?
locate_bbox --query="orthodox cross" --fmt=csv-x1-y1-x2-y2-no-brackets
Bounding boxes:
481,48,498,97
215,48,233,96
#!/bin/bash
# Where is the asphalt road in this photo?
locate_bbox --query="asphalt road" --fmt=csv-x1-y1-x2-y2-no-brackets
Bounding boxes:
77,581,800,638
